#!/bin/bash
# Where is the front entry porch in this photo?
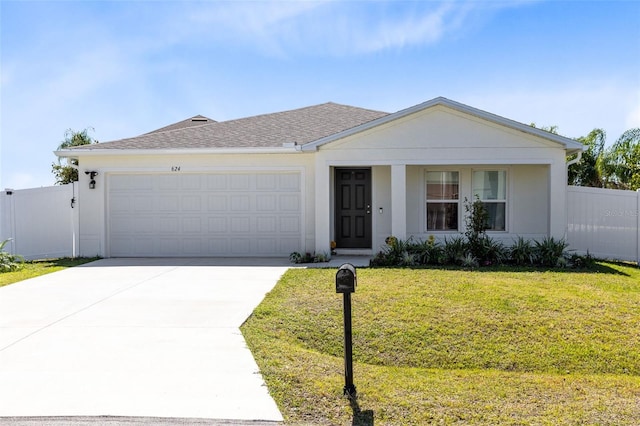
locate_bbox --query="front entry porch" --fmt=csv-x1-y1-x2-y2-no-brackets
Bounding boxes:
315,164,408,255
315,161,567,257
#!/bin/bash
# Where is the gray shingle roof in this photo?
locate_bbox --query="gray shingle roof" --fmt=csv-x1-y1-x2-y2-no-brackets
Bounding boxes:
144,115,216,134
74,103,388,150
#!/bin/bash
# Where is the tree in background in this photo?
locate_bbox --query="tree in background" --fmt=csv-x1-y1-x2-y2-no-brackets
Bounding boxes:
51,127,97,184
533,123,639,191
568,128,606,188
598,128,640,190
530,123,559,134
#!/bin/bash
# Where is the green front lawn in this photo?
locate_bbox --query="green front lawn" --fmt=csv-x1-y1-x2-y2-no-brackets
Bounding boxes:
241,263,640,425
0,257,100,288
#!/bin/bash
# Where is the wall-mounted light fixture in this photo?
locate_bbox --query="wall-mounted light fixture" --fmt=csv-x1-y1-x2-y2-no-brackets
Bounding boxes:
85,171,98,189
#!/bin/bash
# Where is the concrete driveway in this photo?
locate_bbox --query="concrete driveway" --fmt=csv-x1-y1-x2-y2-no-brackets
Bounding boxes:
0,258,291,423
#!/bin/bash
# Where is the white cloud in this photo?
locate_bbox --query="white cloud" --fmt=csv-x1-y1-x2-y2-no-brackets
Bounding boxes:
346,2,458,53
183,1,324,57
179,0,519,57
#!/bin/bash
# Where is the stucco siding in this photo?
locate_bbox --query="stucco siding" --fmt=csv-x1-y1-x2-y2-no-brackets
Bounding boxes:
406,166,423,236
372,166,392,251
510,165,550,237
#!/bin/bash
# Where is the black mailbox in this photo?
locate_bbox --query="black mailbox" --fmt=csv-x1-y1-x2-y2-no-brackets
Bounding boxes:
336,263,357,293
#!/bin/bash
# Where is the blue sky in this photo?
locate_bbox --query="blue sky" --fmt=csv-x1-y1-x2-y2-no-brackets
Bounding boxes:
1,0,639,189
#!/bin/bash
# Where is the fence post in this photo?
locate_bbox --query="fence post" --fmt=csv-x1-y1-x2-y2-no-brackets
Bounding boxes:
70,182,78,258
0,189,17,255
637,189,639,266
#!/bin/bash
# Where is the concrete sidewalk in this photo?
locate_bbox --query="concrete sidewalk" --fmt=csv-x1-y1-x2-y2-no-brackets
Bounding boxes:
0,258,289,423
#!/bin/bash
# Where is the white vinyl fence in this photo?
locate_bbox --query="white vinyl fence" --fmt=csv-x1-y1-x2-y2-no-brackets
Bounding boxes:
567,186,640,264
0,184,78,260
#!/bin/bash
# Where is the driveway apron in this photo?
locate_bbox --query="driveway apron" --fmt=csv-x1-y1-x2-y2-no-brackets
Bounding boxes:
0,258,288,422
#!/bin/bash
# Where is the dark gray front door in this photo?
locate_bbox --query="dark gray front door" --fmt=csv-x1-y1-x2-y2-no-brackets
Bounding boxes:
335,168,372,248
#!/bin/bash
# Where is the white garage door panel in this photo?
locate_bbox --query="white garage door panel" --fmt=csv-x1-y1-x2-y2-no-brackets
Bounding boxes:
108,172,302,257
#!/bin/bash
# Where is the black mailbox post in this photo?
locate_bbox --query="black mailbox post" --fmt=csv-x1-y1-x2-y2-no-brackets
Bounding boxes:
336,263,357,398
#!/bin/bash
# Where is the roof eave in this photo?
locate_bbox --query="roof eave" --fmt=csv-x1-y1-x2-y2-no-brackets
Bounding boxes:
54,147,302,157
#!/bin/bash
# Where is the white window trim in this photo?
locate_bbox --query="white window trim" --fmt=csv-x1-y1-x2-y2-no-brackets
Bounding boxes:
471,168,509,233
424,169,461,233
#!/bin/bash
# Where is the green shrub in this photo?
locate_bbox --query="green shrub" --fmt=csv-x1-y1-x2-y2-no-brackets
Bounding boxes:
370,251,395,267
478,236,508,266
459,252,479,269
312,252,330,263
464,196,489,260
370,236,417,267
412,235,444,265
0,239,24,273
289,251,325,264
534,236,568,267
400,251,418,267
443,235,468,265
566,251,597,269
510,236,537,266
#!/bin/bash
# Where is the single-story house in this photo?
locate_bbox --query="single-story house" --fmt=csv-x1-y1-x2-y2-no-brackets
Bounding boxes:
56,97,584,258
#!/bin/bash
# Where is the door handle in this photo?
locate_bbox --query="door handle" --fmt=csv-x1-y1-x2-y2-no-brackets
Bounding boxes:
366,204,371,214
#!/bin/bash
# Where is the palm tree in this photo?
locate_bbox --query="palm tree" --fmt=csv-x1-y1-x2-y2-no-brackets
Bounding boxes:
599,128,640,190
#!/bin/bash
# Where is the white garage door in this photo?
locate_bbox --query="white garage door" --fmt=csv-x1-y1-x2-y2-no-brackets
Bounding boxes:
108,172,302,257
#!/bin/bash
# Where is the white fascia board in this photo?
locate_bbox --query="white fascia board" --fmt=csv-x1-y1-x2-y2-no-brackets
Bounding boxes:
325,158,558,166
302,97,585,154
54,147,300,158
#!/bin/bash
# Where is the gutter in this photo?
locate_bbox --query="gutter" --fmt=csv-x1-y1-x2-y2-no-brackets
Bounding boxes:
55,146,302,158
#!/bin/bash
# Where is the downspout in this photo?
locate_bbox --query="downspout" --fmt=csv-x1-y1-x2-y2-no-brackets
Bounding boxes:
566,150,582,168
68,158,79,172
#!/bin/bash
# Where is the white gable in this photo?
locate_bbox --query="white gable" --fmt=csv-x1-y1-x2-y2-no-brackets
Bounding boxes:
315,104,574,165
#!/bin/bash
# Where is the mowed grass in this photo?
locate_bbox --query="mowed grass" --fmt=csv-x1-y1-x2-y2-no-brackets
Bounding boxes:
241,263,640,425
0,257,99,288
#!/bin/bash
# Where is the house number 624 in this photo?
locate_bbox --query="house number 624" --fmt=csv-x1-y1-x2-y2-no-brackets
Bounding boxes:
171,166,181,172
